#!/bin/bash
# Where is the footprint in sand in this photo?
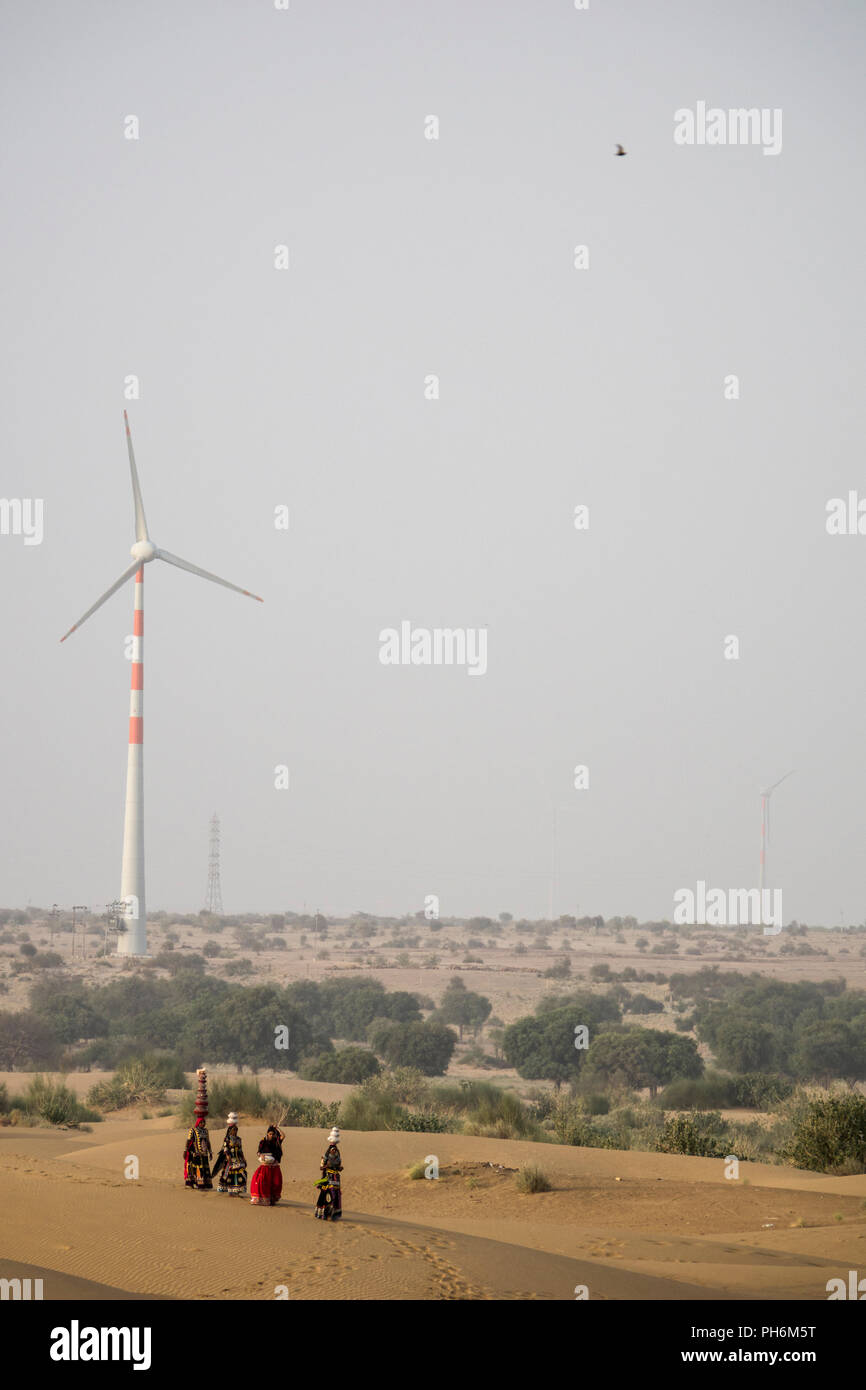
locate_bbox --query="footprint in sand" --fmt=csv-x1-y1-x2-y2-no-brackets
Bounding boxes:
373,1230,487,1300
588,1240,625,1259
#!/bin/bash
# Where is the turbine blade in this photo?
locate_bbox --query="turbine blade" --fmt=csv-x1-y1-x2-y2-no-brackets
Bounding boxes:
766,769,794,795
60,559,141,642
124,411,149,542
157,549,263,603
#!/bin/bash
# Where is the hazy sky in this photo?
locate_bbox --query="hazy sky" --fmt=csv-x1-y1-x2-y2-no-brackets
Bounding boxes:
1,1,864,926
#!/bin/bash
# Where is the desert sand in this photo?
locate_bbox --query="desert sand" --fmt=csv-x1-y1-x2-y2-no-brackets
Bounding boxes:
2,1117,864,1301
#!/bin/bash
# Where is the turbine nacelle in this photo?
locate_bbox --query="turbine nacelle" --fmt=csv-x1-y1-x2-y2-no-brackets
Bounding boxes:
131,539,157,564
59,412,263,644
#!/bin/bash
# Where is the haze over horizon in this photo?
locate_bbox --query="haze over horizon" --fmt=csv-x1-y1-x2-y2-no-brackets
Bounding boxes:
1,2,864,927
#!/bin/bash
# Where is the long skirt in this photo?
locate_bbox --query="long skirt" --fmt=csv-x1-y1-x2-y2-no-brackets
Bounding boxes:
315,1178,342,1220
218,1162,248,1196
250,1162,282,1205
185,1155,212,1190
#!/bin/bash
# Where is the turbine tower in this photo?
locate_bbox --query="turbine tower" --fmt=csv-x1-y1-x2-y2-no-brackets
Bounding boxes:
759,770,794,898
205,813,224,915
61,411,262,955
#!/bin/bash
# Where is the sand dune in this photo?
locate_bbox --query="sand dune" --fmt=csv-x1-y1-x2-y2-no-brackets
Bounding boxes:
1,1122,863,1300
0,1260,164,1300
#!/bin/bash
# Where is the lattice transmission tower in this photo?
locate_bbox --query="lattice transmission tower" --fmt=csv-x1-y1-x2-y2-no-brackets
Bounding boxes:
204,813,224,914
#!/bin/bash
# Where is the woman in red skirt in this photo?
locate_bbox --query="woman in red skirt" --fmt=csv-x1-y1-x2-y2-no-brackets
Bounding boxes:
250,1124,284,1205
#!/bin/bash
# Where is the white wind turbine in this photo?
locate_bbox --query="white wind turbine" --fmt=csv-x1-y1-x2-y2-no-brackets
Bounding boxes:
759,770,794,899
61,411,262,955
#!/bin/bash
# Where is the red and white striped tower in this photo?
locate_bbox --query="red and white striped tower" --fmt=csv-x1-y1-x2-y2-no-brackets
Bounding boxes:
118,567,146,954
61,413,262,961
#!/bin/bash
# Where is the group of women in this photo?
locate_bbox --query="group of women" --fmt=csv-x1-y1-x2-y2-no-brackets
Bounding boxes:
183,1115,344,1219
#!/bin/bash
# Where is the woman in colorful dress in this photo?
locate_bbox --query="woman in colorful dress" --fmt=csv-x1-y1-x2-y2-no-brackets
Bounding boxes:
315,1127,343,1220
249,1124,284,1206
183,1115,213,1190
212,1112,248,1196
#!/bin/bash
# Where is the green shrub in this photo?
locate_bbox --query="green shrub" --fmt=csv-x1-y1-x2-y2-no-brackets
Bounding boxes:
623,992,664,1014
87,1056,181,1110
222,958,253,977
542,959,571,979
554,1113,603,1147
516,1165,552,1193
659,1070,793,1112
147,1053,187,1089
547,1095,620,1148
729,1072,793,1109
457,1084,542,1141
656,1112,729,1158
150,951,206,975
338,1089,404,1131
784,1093,866,1174
298,1047,380,1084
86,1077,129,1111
20,1075,94,1127
659,1073,736,1109
362,1068,432,1107
431,1079,539,1134
32,952,64,969
527,1089,556,1121
337,1069,452,1131
582,1092,610,1116
24,1075,77,1124
276,1096,340,1129
73,1104,101,1122
595,1102,665,1151
718,1117,774,1163
388,1110,452,1133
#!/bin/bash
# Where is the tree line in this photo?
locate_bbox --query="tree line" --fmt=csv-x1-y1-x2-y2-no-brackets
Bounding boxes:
0,974,459,1075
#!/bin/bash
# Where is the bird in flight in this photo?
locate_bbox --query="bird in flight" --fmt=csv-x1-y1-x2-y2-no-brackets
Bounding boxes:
615,144,627,156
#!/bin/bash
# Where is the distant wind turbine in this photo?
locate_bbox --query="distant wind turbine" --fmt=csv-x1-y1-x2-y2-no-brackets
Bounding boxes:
60,411,263,954
759,770,794,898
